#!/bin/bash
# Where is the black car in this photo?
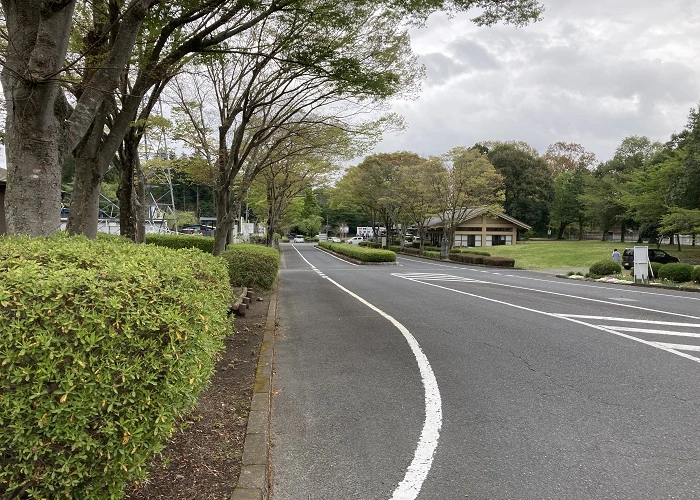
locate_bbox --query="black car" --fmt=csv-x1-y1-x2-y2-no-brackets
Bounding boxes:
621,247,679,269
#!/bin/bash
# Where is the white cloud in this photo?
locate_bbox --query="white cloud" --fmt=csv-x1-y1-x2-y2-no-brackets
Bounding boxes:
372,0,700,163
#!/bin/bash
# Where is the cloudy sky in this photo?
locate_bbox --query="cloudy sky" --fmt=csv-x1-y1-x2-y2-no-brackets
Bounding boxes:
371,0,700,164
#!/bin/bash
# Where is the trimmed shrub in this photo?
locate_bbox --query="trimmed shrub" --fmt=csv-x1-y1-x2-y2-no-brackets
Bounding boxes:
0,234,232,498
449,253,484,265
449,248,491,256
318,242,396,262
483,256,516,267
657,262,694,283
650,261,663,277
589,260,622,276
422,250,441,258
220,243,280,290
402,247,422,255
145,233,215,253
693,266,700,283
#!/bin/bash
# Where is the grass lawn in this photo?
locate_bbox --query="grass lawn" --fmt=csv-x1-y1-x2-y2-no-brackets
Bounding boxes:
489,239,700,271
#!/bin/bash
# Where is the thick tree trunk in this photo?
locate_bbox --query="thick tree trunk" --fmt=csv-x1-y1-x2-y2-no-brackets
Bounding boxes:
4,126,65,236
1,0,76,236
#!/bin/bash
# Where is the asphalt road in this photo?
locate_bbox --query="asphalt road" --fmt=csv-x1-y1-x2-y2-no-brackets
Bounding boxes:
270,244,700,500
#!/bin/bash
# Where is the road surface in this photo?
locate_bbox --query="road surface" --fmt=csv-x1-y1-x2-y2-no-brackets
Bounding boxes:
271,244,700,499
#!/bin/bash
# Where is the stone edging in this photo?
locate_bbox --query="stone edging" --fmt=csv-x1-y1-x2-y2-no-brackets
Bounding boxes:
230,286,277,500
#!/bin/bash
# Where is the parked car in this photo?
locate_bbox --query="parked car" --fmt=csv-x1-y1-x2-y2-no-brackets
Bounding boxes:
293,235,305,243
621,247,679,269
347,236,364,245
328,237,341,243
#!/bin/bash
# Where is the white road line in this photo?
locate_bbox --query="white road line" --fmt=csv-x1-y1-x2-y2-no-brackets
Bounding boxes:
396,256,700,301
292,246,442,500
393,272,700,321
650,342,700,352
392,274,700,365
599,327,700,338
554,315,700,327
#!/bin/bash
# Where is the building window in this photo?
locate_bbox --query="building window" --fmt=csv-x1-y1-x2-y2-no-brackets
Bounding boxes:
490,234,511,246
485,227,513,232
454,234,482,247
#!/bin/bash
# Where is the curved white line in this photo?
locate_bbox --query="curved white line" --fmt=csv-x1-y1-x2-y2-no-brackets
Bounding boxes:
293,246,442,499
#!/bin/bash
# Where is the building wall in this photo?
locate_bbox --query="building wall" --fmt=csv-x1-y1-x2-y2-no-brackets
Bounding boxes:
453,215,519,247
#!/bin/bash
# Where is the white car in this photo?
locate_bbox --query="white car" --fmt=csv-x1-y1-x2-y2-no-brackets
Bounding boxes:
347,236,364,245
328,237,341,243
293,235,305,243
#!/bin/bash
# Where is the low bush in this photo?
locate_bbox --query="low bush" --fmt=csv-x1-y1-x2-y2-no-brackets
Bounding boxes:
657,262,694,283
449,253,484,265
693,266,700,283
482,256,516,267
145,233,214,253
220,243,280,290
422,250,441,258
0,234,232,498
449,248,491,256
589,260,622,276
650,262,663,277
318,242,396,262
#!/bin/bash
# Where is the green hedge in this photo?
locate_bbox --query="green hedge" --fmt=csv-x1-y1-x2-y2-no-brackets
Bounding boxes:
449,248,491,256
650,261,663,277
657,262,694,282
318,242,396,262
0,234,232,498
220,243,280,290
145,233,215,253
483,256,516,267
449,253,484,265
693,266,700,283
589,260,622,276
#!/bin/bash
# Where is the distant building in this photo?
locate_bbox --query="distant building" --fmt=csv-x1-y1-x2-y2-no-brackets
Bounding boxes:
424,207,531,247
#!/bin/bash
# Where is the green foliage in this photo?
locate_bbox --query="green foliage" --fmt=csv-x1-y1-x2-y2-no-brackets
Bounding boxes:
650,261,663,277
220,244,280,290
449,253,485,265
163,211,199,231
692,266,700,283
449,248,491,256
486,143,553,233
0,234,232,498
589,260,622,276
657,262,694,283
145,233,215,253
482,256,516,267
319,242,396,262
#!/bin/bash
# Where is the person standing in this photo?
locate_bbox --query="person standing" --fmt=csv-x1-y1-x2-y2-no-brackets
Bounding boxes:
612,248,621,264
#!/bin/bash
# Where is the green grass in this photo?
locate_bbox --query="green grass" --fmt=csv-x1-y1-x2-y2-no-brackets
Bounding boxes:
489,240,700,271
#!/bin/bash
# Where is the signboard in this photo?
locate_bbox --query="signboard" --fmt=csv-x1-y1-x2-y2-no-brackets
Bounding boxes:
633,246,650,283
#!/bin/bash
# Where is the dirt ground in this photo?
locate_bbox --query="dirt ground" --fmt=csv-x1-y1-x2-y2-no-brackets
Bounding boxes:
124,289,271,499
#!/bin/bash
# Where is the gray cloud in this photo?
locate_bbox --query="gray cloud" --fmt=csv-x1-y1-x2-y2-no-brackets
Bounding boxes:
372,0,700,163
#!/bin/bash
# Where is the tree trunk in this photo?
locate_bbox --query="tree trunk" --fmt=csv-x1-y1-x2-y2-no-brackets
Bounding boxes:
4,122,65,236
213,186,234,255
66,154,104,238
1,0,76,236
117,133,141,242
557,222,566,239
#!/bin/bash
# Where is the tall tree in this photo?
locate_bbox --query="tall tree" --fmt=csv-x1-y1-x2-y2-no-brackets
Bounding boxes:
485,142,553,234
424,147,504,248
1,0,157,236
1,0,543,237
543,141,597,178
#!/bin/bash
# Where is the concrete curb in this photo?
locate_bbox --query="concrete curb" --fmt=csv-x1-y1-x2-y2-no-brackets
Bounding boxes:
230,287,277,500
